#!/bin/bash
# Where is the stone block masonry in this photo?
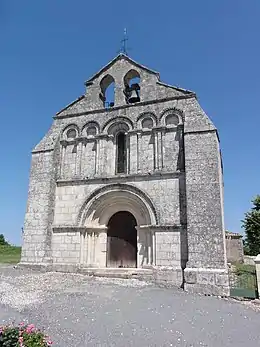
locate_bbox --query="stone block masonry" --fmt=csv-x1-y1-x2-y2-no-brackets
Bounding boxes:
21,53,229,296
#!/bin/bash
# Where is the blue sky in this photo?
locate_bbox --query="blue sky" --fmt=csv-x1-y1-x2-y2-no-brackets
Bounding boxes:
1,1,260,245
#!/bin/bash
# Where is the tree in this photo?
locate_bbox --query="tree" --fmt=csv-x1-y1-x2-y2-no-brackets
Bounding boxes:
0,233,9,246
242,195,260,255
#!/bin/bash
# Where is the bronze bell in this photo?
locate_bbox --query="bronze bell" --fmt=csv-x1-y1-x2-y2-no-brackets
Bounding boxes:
128,83,140,103
128,89,140,103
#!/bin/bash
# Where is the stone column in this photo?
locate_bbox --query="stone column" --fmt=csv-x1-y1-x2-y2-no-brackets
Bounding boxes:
136,226,154,268
92,231,96,264
136,226,143,267
95,138,100,175
254,254,260,296
98,228,108,267
147,231,152,266
152,230,156,266
128,131,138,174
60,145,66,178
79,231,85,265
153,131,159,170
87,232,92,265
137,132,141,172
75,141,82,177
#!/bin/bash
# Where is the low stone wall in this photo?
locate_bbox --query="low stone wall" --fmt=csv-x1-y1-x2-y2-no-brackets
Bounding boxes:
255,255,260,296
225,232,244,263
244,255,256,266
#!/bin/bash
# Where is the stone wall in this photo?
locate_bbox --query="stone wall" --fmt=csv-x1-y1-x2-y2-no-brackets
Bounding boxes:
244,255,256,266
225,232,244,263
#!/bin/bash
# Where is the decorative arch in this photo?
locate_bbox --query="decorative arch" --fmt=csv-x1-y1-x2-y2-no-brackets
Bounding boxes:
107,122,129,136
137,112,157,129
159,108,184,126
77,183,158,227
82,121,100,138
102,116,134,134
61,123,80,140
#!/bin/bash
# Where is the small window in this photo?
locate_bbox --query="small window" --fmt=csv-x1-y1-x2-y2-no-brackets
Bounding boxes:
116,132,127,174
67,128,77,139
87,126,97,137
165,114,179,126
142,118,153,129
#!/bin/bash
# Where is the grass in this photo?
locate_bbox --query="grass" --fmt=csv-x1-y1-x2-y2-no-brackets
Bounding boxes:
0,245,21,264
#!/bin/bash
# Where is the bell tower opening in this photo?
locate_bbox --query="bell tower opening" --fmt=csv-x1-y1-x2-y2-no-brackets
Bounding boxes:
124,69,141,104
106,211,137,268
100,74,115,108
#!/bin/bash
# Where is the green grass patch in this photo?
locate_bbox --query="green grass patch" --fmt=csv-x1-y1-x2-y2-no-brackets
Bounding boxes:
0,245,21,264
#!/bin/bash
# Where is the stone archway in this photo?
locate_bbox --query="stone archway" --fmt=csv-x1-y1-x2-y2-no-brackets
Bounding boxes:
107,211,137,268
77,184,158,268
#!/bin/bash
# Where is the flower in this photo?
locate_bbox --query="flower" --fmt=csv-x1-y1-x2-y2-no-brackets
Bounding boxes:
18,336,24,347
25,323,35,333
0,323,51,346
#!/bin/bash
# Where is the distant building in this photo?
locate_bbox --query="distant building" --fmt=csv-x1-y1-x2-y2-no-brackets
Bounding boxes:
21,54,229,295
225,231,244,263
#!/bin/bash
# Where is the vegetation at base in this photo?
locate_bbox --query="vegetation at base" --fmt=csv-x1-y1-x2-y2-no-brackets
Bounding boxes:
242,195,260,255
233,262,256,275
0,233,9,246
0,323,52,346
232,262,257,291
0,233,21,264
0,245,21,264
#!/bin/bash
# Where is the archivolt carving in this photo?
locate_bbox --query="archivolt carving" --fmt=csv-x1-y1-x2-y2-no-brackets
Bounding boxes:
61,124,80,140
136,112,157,129
77,183,159,226
82,121,100,137
159,108,184,126
102,116,134,134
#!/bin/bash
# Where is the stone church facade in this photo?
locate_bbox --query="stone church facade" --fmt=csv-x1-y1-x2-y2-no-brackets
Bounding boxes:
21,54,229,295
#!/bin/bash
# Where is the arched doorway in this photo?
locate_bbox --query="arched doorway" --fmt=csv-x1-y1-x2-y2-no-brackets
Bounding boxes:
106,211,137,268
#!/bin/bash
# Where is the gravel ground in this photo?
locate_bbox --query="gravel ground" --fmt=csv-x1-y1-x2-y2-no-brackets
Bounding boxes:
0,265,259,347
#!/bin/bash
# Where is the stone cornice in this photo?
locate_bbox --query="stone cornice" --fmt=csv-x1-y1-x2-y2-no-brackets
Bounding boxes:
54,94,195,120
52,226,107,234
56,170,183,186
52,226,86,233
53,225,185,233
184,129,217,135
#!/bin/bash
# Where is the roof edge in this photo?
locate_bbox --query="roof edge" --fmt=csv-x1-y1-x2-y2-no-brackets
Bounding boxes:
56,95,85,116
156,81,195,95
85,53,160,84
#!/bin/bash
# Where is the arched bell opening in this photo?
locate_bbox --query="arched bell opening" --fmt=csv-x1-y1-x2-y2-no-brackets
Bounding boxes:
123,69,141,104
99,74,115,108
106,211,137,268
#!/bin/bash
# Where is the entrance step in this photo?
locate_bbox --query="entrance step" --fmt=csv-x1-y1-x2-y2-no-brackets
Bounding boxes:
79,267,154,280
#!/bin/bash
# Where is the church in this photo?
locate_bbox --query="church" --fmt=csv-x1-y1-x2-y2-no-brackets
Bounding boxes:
21,54,229,296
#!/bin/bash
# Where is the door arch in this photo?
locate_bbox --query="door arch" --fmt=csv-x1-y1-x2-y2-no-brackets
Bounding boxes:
106,211,137,268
